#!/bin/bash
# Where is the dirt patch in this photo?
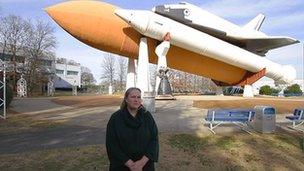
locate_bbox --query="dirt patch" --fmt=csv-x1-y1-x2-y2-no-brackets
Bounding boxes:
0,113,64,134
52,95,122,108
194,98,304,113
52,95,304,114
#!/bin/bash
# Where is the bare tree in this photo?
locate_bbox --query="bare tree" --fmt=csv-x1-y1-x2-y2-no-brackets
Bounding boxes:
0,16,10,63
81,66,96,85
0,15,30,90
23,19,57,95
67,59,79,66
101,53,116,87
200,77,217,93
117,56,127,92
169,69,181,93
0,16,9,53
168,68,218,94
56,57,66,64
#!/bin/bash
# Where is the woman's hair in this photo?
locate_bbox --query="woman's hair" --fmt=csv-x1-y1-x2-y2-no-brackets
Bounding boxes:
120,87,141,109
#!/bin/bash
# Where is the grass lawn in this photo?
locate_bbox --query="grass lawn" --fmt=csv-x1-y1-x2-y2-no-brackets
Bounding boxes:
0,131,303,170
1,95,303,170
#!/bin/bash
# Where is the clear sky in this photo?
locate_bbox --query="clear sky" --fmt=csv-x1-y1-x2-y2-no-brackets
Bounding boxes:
1,0,303,83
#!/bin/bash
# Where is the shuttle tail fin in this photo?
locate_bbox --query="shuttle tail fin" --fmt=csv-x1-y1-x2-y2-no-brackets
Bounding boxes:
243,14,265,31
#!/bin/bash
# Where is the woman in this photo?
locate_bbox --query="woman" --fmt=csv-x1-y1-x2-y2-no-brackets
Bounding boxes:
106,87,159,171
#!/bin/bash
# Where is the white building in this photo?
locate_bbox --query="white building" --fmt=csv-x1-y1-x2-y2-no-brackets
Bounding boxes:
54,60,81,89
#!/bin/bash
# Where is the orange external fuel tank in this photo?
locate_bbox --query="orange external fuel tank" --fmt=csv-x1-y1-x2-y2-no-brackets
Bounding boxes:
46,1,248,85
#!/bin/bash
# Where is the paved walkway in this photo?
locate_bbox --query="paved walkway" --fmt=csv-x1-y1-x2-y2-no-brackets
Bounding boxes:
0,96,302,154
10,97,72,114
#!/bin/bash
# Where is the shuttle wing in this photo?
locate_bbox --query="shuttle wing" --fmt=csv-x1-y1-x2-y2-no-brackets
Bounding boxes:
240,36,300,56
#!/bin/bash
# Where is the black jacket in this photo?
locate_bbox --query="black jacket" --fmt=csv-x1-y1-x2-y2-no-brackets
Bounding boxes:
106,107,159,171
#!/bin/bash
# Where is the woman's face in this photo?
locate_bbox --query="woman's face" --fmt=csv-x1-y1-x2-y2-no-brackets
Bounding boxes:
126,89,142,110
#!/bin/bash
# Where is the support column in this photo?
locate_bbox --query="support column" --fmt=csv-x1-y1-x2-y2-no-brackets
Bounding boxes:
278,89,284,97
243,85,254,97
135,37,155,113
236,68,265,98
276,84,286,97
126,58,136,90
136,37,151,96
108,84,113,95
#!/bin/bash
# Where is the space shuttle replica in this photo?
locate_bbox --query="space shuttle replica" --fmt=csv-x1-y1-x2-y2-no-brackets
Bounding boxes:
46,1,299,97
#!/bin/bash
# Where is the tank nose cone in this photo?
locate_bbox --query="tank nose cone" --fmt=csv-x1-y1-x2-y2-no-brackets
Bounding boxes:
45,1,138,56
115,9,149,34
114,9,133,24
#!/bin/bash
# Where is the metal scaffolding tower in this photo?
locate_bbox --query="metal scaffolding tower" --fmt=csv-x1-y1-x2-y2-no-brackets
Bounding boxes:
0,59,6,119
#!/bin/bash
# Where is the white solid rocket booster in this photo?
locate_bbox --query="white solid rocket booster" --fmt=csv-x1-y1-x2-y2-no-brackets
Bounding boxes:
115,9,296,84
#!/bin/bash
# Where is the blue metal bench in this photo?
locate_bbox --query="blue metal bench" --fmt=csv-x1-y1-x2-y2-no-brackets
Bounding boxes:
285,108,304,131
204,109,255,134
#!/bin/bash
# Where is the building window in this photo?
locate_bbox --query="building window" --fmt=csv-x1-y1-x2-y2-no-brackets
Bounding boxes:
56,69,64,74
43,60,52,66
67,71,78,75
0,53,9,61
